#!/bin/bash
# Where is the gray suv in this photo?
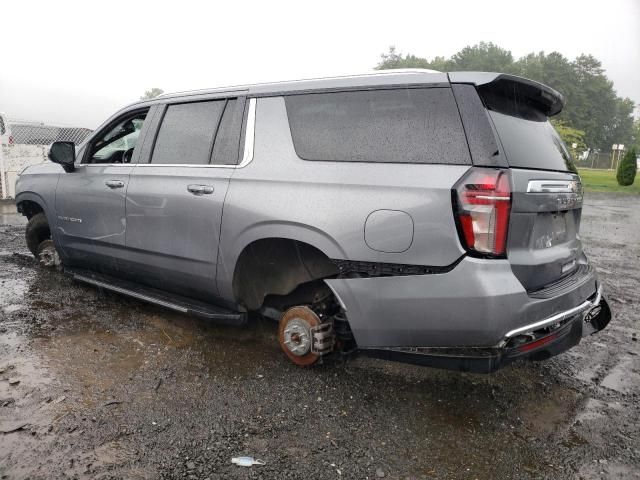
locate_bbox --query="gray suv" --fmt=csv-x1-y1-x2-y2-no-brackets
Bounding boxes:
15,70,611,372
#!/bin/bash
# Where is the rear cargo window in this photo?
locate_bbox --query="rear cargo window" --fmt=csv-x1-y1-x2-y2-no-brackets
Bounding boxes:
284,88,470,165
488,111,573,172
477,79,573,172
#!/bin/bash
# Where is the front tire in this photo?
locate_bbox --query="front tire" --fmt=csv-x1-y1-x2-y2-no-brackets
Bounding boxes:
25,212,51,257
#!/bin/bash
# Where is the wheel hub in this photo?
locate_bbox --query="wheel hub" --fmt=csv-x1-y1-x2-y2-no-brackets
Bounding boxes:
278,306,325,366
283,318,313,356
37,240,61,268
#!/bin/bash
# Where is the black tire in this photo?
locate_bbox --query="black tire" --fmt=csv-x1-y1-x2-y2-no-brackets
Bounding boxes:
25,212,51,257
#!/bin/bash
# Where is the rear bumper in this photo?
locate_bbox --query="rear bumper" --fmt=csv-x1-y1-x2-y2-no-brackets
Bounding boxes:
324,256,603,349
365,292,611,373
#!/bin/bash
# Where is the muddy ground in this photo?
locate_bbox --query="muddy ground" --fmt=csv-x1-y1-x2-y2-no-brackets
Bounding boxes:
0,194,638,480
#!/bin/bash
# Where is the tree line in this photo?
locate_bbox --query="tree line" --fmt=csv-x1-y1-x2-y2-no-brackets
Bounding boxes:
376,43,638,153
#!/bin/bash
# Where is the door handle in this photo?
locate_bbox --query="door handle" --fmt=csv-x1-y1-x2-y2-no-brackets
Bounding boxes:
105,180,125,189
187,184,214,195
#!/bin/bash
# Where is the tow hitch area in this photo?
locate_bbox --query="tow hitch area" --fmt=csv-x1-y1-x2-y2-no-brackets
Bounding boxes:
582,296,612,336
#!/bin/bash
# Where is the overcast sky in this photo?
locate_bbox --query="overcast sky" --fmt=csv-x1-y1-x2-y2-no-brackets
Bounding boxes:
1,0,638,129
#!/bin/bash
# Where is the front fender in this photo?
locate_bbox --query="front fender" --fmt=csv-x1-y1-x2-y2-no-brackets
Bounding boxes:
15,191,53,223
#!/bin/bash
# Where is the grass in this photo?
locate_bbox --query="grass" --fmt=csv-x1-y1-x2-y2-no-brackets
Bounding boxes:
578,169,640,194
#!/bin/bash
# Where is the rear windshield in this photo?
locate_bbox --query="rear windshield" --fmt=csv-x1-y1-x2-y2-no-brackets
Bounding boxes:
285,88,470,165
488,111,573,172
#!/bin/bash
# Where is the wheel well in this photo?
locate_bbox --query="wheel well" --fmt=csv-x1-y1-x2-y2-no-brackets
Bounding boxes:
17,200,44,219
232,238,339,311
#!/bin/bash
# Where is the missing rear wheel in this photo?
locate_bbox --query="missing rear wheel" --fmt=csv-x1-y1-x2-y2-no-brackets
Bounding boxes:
278,306,334,366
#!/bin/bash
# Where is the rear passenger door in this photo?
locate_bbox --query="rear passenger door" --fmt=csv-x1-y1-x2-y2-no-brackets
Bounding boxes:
125,97,245,300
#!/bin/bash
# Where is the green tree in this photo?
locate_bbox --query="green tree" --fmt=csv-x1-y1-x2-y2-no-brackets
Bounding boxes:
616,148,637,186
633,119,640,151
450,42,515,73
140,88,164,100
569,55,617,149
376,46,450,70
551,119,586,151
604,97,636,149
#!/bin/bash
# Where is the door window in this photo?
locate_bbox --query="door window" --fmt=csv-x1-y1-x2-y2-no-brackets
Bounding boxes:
86,111,148,164
150,99,244,165
151,101,225,165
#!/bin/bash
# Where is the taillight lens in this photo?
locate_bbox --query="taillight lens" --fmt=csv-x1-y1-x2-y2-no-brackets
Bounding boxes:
453,168,511,257
8,135,13,145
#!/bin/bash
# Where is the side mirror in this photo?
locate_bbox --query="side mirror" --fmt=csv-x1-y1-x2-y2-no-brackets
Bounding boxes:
49,141,76,172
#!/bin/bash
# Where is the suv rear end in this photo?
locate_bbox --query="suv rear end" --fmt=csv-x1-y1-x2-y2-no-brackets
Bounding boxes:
319,72,611,372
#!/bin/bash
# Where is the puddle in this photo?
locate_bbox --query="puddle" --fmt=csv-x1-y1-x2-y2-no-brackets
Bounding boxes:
600,357,640,394
0,279,28,307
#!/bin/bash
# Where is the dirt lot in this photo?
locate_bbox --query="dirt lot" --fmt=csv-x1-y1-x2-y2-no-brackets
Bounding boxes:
0,194,639,480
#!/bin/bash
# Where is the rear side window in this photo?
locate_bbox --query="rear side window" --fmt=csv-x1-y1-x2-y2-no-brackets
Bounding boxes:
152,100,225,165
285,88,470,164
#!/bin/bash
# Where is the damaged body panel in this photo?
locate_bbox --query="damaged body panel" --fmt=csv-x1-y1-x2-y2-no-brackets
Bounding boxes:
324,256,598,349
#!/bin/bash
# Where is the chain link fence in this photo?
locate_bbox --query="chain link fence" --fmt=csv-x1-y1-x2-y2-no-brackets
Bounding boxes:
574,151,618,170
0,120,92,199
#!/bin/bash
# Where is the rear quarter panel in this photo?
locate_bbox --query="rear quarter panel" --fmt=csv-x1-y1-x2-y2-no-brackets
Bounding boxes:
216,96,470,301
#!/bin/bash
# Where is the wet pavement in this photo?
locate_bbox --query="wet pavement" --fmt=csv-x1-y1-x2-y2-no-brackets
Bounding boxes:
0,195,639,479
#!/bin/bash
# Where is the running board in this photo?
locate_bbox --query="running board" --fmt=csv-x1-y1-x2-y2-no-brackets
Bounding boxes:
66,268,246,325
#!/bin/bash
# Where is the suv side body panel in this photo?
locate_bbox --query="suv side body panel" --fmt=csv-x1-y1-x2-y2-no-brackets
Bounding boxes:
216,96,470,301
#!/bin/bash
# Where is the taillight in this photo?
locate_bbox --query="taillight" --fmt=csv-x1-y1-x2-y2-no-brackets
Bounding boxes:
8,135,13,145
453,168,511,257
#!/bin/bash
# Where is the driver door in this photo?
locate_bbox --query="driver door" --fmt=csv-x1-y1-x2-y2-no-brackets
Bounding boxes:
55,106,157,275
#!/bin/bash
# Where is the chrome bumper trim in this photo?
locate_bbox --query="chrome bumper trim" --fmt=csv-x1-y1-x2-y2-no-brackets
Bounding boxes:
505,284,603,339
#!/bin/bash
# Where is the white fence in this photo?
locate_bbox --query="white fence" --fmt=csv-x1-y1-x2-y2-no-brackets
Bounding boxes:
0,144,49,198
0,121,92,199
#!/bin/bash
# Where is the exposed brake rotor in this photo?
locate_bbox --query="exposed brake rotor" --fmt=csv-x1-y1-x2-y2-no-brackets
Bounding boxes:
278,306,334,366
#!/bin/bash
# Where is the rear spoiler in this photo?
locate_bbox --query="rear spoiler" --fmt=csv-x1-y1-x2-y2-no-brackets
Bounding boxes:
448,72,565,117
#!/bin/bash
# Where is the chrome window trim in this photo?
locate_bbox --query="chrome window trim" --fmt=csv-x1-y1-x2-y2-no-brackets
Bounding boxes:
77,99,257,170
237,98,256,168
134,164,235,169
121,98,257,170
527,179,581,193
81,163,133,167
